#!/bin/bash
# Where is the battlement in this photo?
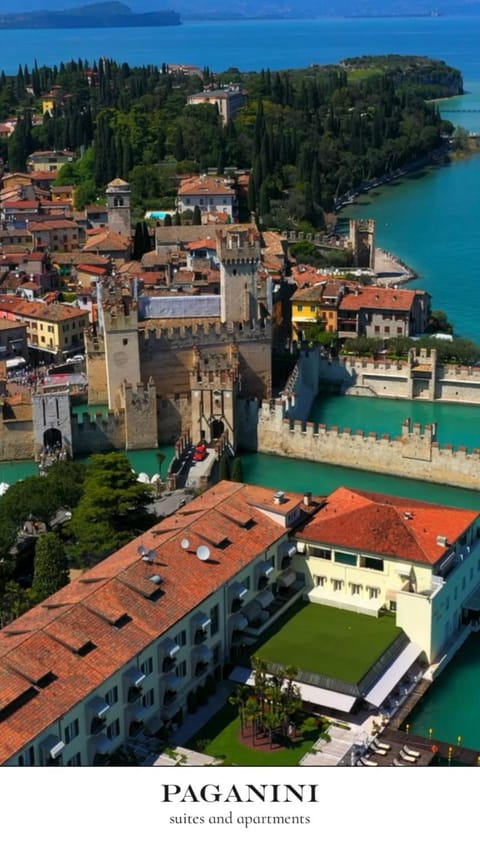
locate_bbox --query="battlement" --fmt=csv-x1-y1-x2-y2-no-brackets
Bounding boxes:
140,318,272,346
71,410,122,428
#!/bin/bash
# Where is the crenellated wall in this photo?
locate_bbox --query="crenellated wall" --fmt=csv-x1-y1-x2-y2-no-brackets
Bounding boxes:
258,403,480,490
139,319,272,400
71,410,125,455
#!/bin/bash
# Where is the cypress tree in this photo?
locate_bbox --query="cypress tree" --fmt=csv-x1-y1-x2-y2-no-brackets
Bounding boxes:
231,458,243,483
192,205,202,225
219,454,230,481
31,532,69,603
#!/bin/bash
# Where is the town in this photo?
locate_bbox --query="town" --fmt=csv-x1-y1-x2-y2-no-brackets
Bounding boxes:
0,54,478,769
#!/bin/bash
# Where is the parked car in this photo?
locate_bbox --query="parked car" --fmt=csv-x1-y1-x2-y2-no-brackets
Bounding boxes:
193,447,208,462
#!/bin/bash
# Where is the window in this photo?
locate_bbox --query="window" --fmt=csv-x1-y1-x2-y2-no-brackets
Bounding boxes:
309,546,332,560
397,327,403,335
18,746,35,766
314,575,326,587
142,688,155,708
332,579,343,591
64,719,79,744
175,629,186,646
107,719,120,740
368,587,380,599
67,753,82,766
350,583,361,595
361,555,384,572
105,686,118,706
140,657,153,676
297,305,303,312
384,326,390,334
210,604,219,635
334,551,357,566
123,338,128,346
175,660,187,678
374,325,380,333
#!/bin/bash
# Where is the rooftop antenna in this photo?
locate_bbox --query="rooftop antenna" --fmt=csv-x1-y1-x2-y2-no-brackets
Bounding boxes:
196,545,211,562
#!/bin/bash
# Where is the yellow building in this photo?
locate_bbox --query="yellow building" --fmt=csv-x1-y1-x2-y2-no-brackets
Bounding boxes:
11,300,89,360
291,279,346,341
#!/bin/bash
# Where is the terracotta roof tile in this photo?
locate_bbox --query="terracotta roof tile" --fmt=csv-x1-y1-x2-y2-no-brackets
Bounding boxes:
301,487,478,565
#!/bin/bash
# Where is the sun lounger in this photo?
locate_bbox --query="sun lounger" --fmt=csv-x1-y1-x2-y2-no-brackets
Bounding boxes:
402,745,421,758
371,747,388,755
392,757,410,766
360,756,378,766
372,737,391,751
399,748,417,763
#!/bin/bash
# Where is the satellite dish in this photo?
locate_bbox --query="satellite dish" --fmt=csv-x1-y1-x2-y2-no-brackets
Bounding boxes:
197,545,211,562
137,545,147,557
180,538,190,550
142,549,156,563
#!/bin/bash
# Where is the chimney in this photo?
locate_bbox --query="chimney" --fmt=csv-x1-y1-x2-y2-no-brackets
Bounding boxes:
303,492,312,506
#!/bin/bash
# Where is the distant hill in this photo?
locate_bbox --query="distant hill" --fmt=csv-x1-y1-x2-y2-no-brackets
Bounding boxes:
0,2,181,28
8,0,480,19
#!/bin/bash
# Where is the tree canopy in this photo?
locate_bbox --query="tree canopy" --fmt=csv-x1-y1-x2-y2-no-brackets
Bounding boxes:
67,452,152,568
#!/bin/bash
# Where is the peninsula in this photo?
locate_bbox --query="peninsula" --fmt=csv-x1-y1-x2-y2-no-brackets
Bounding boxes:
0,2,182,29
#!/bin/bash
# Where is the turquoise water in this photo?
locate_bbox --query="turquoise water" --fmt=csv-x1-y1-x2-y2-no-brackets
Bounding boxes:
0,445,175,484
240,450,480,511
407,633,480,751
310,394,480,453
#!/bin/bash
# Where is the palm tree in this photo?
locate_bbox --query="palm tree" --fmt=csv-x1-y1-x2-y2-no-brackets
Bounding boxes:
228,685,250,736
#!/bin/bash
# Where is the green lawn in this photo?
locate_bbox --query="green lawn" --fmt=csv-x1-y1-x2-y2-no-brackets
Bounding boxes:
255,601,402,684
186,702,323,766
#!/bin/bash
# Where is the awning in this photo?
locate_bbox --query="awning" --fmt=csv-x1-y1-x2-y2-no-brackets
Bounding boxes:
463,584,480,611
125,667,146,688
87,696,110,718
92,734,112,755
282,542,298,558
278,570,296,587
231,613,248,631
130,704,150,723
256,589,274,609
162,638,180,658
163,673,182,692
41,734,65,760
162,704,181,721
196,644,213,663
192,612,211,630
364,642,422,708
230,581,248,600
229,666,356,713
257,560,274,576
243,599,262,622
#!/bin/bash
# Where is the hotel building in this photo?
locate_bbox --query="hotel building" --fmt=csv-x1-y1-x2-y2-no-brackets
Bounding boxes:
1,482,479,766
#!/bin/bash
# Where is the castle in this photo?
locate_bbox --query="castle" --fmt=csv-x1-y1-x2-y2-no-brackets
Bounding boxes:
28,185,272,460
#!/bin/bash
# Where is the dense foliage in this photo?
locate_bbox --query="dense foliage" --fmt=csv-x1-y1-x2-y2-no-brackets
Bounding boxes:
0,54,460,227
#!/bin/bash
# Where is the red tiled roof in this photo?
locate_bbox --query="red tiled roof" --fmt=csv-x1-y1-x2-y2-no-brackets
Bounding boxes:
187,239,217,250
301,487,478,565
340,286,420,312
178,175,235,197
28,219,77,231
0,481,313,763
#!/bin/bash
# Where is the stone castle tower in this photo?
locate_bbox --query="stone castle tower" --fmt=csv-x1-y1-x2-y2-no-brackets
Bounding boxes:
217,228,262,323
348,219,375,269
190,344,240,450
106,178,131,237
98,284,141,411
32,386,72,461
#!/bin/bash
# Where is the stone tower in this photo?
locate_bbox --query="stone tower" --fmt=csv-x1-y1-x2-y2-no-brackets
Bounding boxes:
106,178,131,237
348,219,375,269
32,386,73,461
190,344,240,450
217,228,262,323
100,283,141,411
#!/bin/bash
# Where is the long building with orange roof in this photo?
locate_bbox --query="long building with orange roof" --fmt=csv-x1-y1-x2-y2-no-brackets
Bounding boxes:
1,481,479,766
